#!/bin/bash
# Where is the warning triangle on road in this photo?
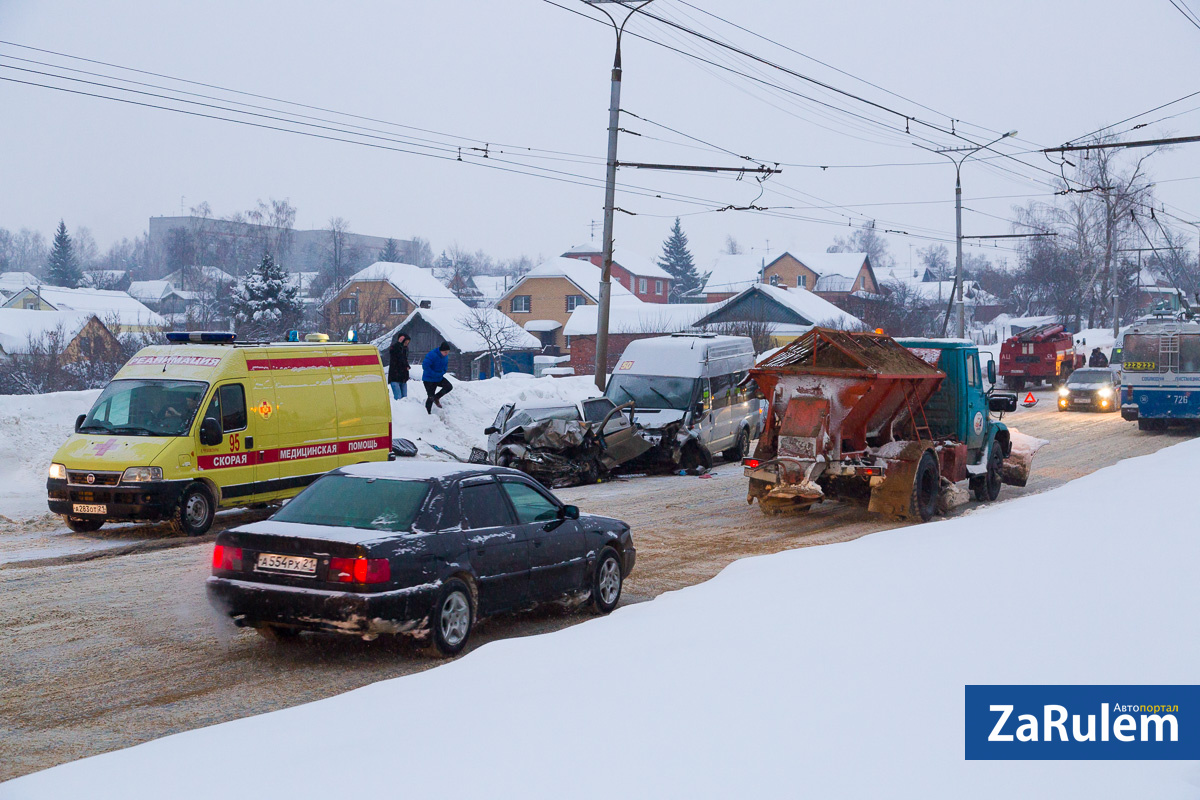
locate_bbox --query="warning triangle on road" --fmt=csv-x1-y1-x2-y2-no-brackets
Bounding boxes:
1024,391,1036,404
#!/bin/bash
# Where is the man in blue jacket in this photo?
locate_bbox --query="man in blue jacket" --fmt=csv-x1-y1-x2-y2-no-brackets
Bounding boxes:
421,342,454,414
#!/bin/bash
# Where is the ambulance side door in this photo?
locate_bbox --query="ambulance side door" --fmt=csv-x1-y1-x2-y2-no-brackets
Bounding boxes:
197,382,258,504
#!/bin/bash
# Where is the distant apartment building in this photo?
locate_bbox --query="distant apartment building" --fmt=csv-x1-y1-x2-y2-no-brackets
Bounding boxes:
148,216,417,274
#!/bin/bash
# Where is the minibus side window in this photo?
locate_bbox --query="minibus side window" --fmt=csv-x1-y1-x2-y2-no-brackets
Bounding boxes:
219,384,247,432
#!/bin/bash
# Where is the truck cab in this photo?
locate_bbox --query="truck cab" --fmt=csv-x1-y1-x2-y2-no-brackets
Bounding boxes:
897,339,1014,467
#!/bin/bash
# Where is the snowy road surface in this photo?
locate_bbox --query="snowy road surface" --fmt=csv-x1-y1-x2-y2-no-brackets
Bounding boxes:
5,403,1200,798
0,385,1195,781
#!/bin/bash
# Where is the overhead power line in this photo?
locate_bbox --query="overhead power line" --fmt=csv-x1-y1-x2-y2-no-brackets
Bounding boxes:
1167,0,1200,32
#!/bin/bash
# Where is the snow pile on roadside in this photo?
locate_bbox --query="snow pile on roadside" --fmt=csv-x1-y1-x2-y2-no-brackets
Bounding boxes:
0,390,99,523
7,440,1200,798
389,372,598,461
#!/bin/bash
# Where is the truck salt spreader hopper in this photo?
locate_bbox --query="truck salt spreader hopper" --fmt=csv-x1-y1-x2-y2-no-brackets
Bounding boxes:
744,328,1027,521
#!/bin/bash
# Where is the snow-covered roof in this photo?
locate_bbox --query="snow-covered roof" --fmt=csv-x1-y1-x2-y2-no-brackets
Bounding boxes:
562,243,671,280
696,283,862,330
0,308,100,355
883,276,995,305
702,252,783,295
160,266,236,286
128,280,173,302
0,272,41,298
523,319,562,332
2,285,165,328
507,257,640,304
791,252,869,279
285,271,321,296
347,262,462,307
471,275,515,303
387,307,540,353
563,302,716,337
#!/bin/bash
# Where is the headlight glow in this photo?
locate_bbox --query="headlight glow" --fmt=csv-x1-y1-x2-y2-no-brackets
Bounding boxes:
121,466,164,483
1058,387,1070,397
48,463,67,480
1098,387,1114,399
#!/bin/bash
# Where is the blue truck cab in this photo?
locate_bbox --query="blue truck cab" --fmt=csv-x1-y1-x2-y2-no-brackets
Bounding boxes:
897,338,1018,482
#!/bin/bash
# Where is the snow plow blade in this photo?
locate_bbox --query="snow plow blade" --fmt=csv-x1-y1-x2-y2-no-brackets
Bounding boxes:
999,429,1048,488
867,442,925,520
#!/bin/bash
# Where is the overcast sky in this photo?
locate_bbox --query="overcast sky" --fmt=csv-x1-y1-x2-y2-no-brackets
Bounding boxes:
2,0,1199,271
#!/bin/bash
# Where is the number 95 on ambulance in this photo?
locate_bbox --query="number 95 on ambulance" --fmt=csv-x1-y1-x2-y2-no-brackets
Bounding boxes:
46,332,391,536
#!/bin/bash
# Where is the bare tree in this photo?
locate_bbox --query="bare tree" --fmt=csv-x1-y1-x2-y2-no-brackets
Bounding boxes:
325,216,352,287
723,235,744,255
459,306,528,377
708,318,778,353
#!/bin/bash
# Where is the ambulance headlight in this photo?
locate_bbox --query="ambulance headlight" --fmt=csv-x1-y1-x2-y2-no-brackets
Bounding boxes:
121,466,163,483
48,463,67,480
1098,387,1113,399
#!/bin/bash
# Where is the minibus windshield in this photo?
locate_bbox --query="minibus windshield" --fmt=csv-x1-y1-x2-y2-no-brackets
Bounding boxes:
79,379,209,437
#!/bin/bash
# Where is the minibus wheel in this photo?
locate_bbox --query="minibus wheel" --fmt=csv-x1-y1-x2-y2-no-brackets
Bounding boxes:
172,483,215,536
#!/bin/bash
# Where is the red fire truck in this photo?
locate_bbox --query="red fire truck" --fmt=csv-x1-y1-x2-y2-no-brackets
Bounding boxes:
998,323,1083,390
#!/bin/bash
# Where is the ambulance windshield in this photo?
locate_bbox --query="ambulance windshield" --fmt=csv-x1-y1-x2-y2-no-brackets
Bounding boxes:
79,379,209,437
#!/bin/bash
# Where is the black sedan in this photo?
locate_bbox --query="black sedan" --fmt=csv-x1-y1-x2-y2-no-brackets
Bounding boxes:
207,462,635,656
1057,367,1120,413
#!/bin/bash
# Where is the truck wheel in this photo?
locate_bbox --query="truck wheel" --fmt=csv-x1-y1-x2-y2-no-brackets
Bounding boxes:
909,451,940,522
1008,377,1025,391
722,428,750,462
62,515,104,533
972,445,1003,502
170,483,215,536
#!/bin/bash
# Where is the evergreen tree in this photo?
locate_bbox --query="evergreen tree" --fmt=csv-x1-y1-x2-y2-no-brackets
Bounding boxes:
47,220,82,287
657,217,701,301
231,252,305,339
380,238,403,263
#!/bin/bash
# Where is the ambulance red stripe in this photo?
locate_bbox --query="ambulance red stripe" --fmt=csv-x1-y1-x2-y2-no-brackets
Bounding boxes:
245,354,381,371
197,436,390,470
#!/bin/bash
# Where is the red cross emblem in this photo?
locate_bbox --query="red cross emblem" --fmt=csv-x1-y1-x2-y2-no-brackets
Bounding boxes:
93,438,120,456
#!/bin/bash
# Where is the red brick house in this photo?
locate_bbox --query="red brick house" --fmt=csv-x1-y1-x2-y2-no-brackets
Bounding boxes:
562,243,672,303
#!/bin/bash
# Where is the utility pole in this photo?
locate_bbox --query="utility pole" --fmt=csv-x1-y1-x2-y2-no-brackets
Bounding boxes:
917,130,1017,338
582,0,778,389
587,0,652,393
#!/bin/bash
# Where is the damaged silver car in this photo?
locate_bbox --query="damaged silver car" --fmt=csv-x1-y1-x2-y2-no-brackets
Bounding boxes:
485,397,652,487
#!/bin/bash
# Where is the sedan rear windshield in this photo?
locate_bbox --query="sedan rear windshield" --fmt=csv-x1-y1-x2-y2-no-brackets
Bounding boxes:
273,475,429,532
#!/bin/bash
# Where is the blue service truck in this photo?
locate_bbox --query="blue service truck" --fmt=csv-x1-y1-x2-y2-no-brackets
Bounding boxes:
744,329,1028,522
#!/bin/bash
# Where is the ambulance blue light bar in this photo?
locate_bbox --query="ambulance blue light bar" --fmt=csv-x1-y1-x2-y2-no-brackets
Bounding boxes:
165,331,237,344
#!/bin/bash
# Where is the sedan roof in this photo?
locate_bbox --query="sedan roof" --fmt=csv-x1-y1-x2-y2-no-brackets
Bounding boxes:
337,461,519,482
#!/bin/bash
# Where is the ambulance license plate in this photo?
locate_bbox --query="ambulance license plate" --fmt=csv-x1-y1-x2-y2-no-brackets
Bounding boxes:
72,503,106,515
255,553,317,575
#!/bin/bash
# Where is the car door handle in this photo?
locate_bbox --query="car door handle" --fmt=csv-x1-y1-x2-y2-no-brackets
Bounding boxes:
475,547,485,556
532,539,543,548
245,436,254,449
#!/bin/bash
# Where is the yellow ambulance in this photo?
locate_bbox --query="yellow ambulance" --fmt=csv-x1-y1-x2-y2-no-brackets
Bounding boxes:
47,332,391,535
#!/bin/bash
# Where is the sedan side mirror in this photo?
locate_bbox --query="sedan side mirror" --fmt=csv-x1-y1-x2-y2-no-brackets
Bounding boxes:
199,417,223,447
484,426,499,435
75,414,86,433
558,504,580,520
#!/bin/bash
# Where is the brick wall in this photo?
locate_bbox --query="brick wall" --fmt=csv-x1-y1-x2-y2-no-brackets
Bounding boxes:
566,254,670,303
568,332,666,375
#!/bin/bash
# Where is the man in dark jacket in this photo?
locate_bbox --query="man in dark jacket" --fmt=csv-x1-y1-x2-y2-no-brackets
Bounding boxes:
387,333,411,399
422,342,453,414
1089,347,1109,368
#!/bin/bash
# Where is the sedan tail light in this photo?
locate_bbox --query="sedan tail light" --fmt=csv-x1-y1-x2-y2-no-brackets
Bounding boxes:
329,557,391,584
212,544,243,572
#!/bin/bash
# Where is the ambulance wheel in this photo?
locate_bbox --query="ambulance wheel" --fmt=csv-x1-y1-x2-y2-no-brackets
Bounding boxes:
910,451,940,522
171,483,215,536
63,515,104,533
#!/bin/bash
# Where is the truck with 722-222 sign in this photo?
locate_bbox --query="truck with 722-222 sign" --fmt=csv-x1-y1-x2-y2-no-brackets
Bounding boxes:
46,331,391,536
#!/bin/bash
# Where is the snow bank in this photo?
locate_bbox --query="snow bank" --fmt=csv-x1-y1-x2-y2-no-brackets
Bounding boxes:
390,373,598,461
7,438,1200,798
0,390,99,523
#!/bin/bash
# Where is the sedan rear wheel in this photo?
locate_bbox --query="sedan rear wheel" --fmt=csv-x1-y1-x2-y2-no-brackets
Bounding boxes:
428,578,474,657
592,547,623,614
